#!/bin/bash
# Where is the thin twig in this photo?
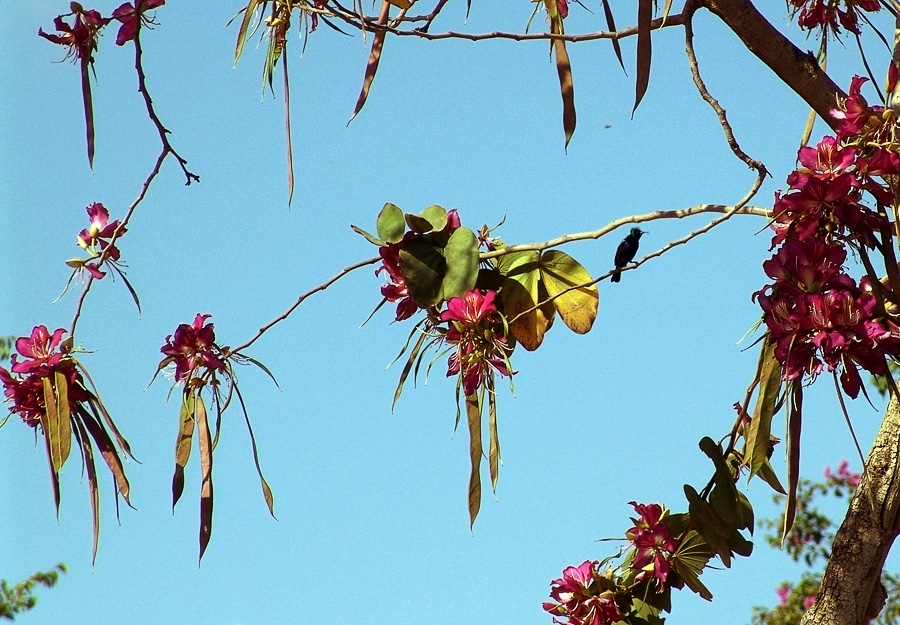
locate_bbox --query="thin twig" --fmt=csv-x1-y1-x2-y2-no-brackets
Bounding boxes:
480,203,770,261
228,256,381,355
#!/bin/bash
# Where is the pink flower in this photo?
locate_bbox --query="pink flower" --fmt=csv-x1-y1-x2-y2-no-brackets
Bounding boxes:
11,326,67,375
38,6,109,63
74,203,126,278
543,561,623,625
804,594,817,609
440,290,512,395
625,502,679,587
776,584,791,607
159,314,226,382
111,0,165,46
376,244,417,321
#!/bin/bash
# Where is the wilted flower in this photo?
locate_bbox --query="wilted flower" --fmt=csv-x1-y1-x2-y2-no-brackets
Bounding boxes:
159,314,226,383
625,502,679,587
440,289,512,395
543,560,624,625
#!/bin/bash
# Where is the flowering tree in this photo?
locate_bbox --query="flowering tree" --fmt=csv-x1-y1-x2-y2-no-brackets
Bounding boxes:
7,0,900,623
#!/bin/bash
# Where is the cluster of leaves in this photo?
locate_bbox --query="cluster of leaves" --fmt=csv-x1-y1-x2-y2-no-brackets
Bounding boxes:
543,437,755,625
0,564,66,621
751,461,900,625
354,203,599,525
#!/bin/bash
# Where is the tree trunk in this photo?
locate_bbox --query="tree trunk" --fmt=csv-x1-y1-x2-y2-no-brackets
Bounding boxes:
799,396,900,625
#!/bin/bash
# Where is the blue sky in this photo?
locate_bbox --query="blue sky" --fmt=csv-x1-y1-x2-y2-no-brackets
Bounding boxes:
2,2,896,624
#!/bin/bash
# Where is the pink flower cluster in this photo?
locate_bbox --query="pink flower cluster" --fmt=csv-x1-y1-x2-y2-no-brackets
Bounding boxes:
543,561,623,625
441,290,512,396
0,326,86,428
824,459,861,487
625,501,679,587
789,0,879,35
755,77,900,398
159,314,226,383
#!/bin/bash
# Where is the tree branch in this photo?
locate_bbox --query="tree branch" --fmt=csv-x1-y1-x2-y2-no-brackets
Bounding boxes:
697,0,846,128
801,395,900,625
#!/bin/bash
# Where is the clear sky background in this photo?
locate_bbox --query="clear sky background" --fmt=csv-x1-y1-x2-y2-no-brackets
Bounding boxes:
2,2,897,624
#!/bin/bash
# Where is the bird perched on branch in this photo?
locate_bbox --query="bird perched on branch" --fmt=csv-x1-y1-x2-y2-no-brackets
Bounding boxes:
611,227,646,283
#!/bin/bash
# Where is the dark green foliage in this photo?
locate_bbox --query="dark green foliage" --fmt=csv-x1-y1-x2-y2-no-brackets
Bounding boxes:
0,564,66,621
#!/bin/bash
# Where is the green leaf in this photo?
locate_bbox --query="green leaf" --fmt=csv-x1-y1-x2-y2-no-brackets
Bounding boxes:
671,530,714,601
399,240,445,307
439,227,480,301
684,484,733,567
233,0,262,65
376,202,405,243
172,392,196,510
747,334,782,480
488,388,500,494
233,384,276,519
539,250,598,334
757,457,787,495
392,330,428,408
350,224,384,247
500,251,554,351
466,392,483,530
79,409,132,506
73,418,100,564
420,205,448,232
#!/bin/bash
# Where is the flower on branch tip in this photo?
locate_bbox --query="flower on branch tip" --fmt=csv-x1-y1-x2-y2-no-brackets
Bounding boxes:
70,202,126,279
543,560,624,625
111,0,165,46
824,459,861,487
159,314,226,383
625,501,679,588
38,5,109,63
440,289,512,396
10,326,67,375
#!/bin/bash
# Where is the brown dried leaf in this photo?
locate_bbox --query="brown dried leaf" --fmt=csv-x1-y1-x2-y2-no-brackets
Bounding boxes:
196,395,215,562
466,392,483,530
632,0,652,116
75,419,101,564
80,409,132,506
601,0,626,72
782,383,803,541
488,389,500,494
348,1,390,124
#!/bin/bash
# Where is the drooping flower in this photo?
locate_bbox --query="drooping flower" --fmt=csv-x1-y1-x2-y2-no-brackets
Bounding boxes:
111,0,165,46
543,560,624,625
789,0,880,36
159,314,226,383
440,289,512,395
625,502,679,587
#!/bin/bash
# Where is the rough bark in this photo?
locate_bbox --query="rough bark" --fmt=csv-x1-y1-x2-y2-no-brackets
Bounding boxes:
698,0,846,128
799,397,900,625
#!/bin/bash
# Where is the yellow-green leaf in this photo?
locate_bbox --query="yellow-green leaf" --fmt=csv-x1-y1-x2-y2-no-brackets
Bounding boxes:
499,251,554,351
539,250,598,334
196,395,215,562
172,392,196,509
746,335,781,480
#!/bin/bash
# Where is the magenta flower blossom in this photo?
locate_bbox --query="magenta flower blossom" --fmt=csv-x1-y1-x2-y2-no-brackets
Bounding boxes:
38,6,109,63
1,326,88,428
543,560,623,625
625,502,679,587
789,0,879,35
376,244,418,321
440,290,512,395
111,0,165,46
72,203,127,279
776,584,791,607
11,326,67,375
824,459,861,487
159,314,226,383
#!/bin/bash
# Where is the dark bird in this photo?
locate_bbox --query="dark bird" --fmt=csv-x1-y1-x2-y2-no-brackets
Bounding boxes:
611,228,646,283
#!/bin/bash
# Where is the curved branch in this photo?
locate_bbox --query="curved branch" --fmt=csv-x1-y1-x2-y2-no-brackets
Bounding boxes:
697,0,846,127
480,203,770,261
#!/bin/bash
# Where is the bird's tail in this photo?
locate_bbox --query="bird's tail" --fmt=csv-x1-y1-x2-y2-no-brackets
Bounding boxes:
611,270,621,283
